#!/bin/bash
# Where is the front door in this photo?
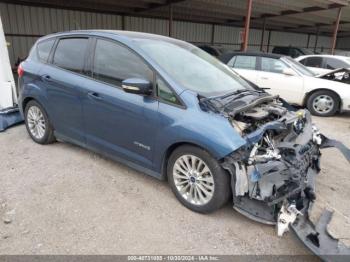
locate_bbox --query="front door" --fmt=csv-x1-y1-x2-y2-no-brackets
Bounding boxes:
229,55,259,84
82,38,159,169
257,57,304,104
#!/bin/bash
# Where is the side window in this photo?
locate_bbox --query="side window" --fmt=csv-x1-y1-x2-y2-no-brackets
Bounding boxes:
36,39,55,62
325,58,347,69
156,77,180,105
92,39,153,87
261,57,288,74
299,58,307,65
227,56,236,67
304,57,323,68
53,38,88,73
232,56,256,70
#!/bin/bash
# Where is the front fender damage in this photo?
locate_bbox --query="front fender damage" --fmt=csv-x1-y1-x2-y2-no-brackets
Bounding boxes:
220,108,350,259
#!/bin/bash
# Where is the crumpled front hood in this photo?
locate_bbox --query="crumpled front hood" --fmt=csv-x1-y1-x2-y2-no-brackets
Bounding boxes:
199,89,279,118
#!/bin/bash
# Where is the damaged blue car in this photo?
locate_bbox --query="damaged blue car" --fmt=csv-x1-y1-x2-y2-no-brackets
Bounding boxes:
18,31,350,259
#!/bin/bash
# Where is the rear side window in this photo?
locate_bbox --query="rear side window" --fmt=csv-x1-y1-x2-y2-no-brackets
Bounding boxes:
230,55,256,70
36,39,55,62
92,39,153,87
53,38,88,73
304,57,323,68
261,57,288,73
325,58,348,69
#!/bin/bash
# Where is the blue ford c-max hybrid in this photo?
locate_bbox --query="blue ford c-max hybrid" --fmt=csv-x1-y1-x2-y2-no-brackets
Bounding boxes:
19,30,332,229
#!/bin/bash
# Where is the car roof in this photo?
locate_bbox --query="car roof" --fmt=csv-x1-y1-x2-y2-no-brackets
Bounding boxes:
37,30,191,49
40,30,170,40
219,51,283,64
296,54,350,60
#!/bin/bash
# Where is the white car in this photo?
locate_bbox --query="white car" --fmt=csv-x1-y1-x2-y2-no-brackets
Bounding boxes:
219,52,350,116
295,54,350,75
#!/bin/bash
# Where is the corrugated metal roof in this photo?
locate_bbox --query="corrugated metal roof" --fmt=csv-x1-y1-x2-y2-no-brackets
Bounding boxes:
1,0,347,67
3,0,350,36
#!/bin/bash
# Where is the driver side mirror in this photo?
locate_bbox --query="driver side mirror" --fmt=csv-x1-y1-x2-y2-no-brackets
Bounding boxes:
122,78,152,95
282,68,296,76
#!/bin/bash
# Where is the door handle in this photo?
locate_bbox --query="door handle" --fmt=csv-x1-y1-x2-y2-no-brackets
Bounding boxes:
87,92,102,100
260,76,269,80
41,75,52,82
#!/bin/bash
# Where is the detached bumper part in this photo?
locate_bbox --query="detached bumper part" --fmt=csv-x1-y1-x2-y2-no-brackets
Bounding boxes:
320,134,350,163
291,208,350,261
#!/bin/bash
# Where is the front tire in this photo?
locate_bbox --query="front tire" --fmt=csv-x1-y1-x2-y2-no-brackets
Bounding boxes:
167,145,230,213
306,90,339,116
24,100,56,144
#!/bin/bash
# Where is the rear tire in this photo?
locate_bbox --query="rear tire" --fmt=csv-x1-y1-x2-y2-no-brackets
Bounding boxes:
24,100,56,144
306,90,339,117
167,145,231,213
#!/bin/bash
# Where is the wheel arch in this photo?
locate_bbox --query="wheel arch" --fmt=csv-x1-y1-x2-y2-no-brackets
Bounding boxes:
22,97,55,130
303,88,342,110
22,96,35,112
160,141,230,180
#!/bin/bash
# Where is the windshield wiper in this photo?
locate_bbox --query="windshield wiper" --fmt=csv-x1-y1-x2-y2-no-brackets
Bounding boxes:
201,89,263,103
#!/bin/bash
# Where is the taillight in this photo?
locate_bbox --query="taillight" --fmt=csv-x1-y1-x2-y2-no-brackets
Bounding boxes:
17,63,24,77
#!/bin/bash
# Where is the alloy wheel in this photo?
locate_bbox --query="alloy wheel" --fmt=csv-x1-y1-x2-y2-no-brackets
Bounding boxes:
27,105,46,140
172,154,215,206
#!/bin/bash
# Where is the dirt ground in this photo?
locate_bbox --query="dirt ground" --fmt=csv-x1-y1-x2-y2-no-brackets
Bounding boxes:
0,113,349,255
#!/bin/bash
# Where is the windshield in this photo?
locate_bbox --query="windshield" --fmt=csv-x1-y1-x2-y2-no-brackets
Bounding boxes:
282,57,316,77
135,39,252,96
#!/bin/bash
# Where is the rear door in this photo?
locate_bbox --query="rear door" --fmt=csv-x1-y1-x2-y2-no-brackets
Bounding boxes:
228,55,259,84
303,56,328,74
40,37,90,144
81,38,159,169
257,57,304,104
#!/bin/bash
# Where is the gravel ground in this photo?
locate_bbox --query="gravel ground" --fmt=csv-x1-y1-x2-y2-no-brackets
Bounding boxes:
0,113,349,255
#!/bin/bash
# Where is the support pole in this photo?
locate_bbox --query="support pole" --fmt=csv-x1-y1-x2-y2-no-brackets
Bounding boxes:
306,33,310,48
121,15,126,30
211,24,215,45
314,26,319,53
168,3,173,37
267,30,271,52
242,0,253,51
260,18,266,52
331,7,342,55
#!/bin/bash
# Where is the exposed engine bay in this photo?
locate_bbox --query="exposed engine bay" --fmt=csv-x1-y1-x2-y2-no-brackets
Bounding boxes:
223,98,321,227
317,67,350,84
199,90,350,258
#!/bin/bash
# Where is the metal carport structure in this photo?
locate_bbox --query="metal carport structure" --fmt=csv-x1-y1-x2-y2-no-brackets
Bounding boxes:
1,0,350,129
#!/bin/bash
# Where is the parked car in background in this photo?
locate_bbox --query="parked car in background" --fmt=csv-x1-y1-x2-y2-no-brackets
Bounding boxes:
219,52,350,116
197,44,233,58
272,46,314,58
295,54,350,75
197,45,222,58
